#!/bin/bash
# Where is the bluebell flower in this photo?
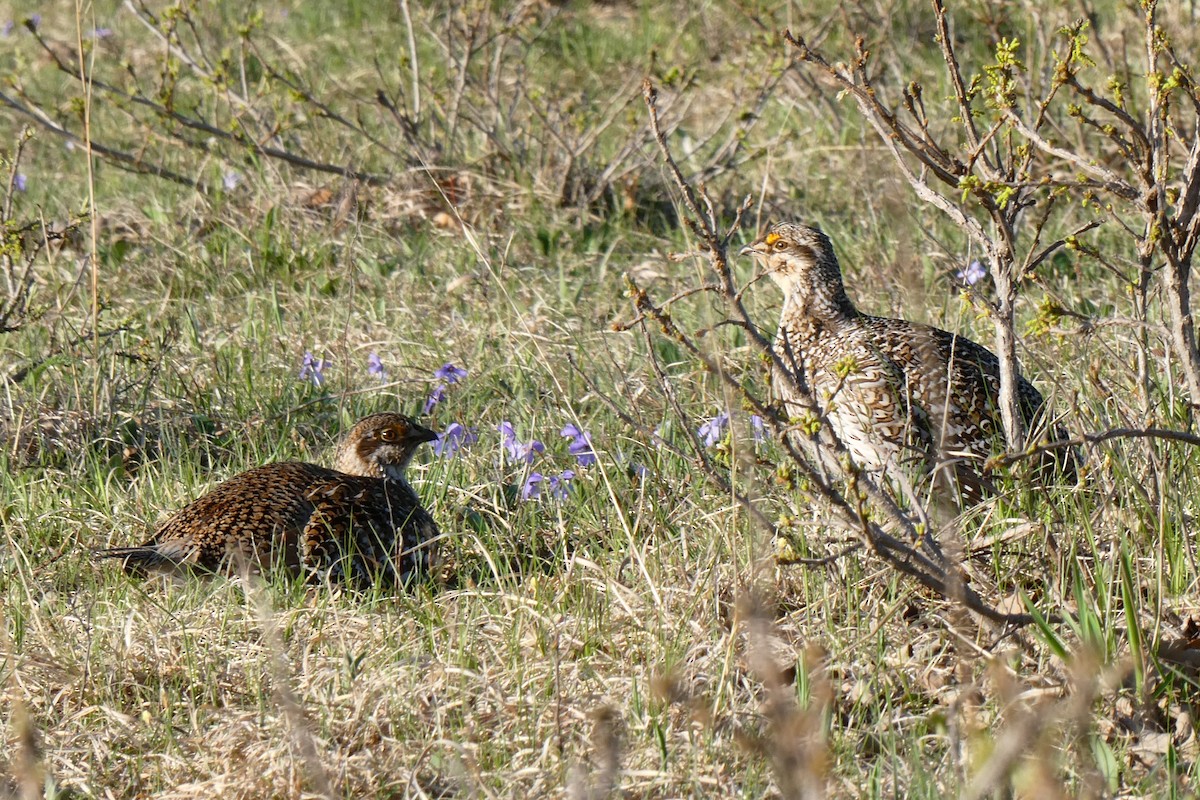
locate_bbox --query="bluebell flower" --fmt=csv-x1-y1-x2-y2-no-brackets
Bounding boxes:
88,27,113,39
223,170,242,191
299,352,330,386
1,21,13,36
27,14,41,30
698,412,729,447
434,363,468,385
957,260,987,286
521,471,544,500
433,422,477,458
14,174,26,192
632,463,649,478
423,384,447,414
366,352,385,379
560,423,597,467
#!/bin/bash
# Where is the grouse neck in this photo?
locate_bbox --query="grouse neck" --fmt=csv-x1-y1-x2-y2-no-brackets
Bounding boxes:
333,446,413,481
380,463,410,482
380,466,421,507
787,283,861,325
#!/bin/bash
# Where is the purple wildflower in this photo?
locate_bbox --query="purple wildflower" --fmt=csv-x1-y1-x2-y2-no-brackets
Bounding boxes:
561,423,597,467
521,472,544,500
498,421,543,463
423,384,447,414
88,27,113,39
569,440,596,467
546,469,575,500
434,363,468,385
298,352,330,387
1,21,13,37
367,352,385,380
698,412,729,448
433,422,477,458
522,469,574,501
957,260,986,286
632,463,649,478
223,170,241,191
512,439,544,463
27,14,40,30
751,414,766,445
498,421,517,447
13,174,26,192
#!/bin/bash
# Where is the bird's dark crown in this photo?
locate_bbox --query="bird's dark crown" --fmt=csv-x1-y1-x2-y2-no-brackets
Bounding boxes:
334,413,438,480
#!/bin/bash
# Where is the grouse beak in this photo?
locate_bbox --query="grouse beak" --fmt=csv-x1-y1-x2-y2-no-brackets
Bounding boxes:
740,240,766,257
409,422,440,444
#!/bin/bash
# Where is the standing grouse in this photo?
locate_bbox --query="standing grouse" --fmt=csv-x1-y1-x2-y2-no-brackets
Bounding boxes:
741,221,1071,503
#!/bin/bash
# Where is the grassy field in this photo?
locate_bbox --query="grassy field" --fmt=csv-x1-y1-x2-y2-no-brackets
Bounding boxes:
3,1,1200,797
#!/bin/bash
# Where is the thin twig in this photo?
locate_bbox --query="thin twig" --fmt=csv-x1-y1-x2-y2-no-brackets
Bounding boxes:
991,426,1200,469
0,90,207,191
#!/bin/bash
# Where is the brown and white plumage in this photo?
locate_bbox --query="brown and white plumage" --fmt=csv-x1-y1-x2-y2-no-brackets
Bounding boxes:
95,413,440,587
741,221,1070,503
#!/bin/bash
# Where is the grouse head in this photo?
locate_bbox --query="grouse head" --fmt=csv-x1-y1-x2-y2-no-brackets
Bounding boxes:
741,222,857,320
333,413,438,480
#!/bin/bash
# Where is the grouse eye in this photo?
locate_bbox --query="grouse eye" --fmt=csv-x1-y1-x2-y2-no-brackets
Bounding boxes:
772,239,788,251
380,427,400,443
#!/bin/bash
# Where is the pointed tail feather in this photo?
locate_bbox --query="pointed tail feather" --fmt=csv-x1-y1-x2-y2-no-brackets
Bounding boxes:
92,545,176,573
